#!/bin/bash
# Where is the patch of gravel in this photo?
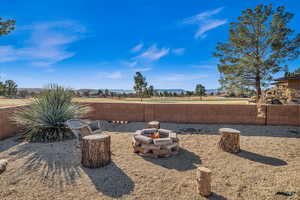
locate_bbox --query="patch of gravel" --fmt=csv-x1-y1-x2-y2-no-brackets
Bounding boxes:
0,123,299,200
103,122,300,138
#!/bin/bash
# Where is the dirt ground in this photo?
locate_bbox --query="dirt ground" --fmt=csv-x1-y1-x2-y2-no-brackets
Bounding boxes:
0,123,299,200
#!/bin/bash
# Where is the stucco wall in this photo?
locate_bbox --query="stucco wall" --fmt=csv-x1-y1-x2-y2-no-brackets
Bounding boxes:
0,103,299,141
86,103,145,122
0,106,22,140
86,103,299,126
267,105,300,126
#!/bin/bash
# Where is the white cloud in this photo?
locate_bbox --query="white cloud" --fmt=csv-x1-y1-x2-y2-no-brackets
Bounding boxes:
45,68,56,73
164,74,186,81
107,71,122,79
98,71,123,79
195,19,227,38
123,60,138,67
163,73,208,81
183,7,227,39
135,44,169,62
133,67,152,72
183,7,224,24
172,48,185,55
131,43,143,53
0,20,86,67
0,46,19,62
124,44,169,72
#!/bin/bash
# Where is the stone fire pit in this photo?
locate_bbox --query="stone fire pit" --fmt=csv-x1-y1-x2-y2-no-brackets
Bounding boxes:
132,128,179,158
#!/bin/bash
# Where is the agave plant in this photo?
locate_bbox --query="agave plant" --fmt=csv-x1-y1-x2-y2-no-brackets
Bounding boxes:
12,84,90,142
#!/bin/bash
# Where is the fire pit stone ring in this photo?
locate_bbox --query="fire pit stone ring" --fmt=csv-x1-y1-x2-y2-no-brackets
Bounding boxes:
132,128,179,158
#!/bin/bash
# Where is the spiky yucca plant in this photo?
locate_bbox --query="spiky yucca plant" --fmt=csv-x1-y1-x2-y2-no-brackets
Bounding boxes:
12,84,90,142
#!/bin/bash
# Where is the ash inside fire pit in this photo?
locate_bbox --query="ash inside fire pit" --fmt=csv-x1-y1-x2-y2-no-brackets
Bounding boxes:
132,128,179,158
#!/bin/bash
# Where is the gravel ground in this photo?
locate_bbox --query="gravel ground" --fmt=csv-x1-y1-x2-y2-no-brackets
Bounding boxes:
0,122,299,200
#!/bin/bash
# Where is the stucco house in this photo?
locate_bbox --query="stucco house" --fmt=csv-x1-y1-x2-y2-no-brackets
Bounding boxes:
273,74,300,90
265,74,300,104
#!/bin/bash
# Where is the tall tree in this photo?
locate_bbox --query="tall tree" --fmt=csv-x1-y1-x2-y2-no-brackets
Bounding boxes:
195,84,206,100
180,91,185,97
214,4,300,101
186,91,194,96
0,18,15,95
219,75,254,97
97,89,103,97
104,89,110,97
163,91,169,97
0,75,4,96
0,17,15,36
0,81,4,96
4,80,17,97
148,85,154,97
133,72,147,101
110,91,115,97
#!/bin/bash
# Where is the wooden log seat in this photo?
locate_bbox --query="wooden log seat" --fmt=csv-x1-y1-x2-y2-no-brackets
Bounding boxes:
81,134,111,168
148,121,160,129
196,167,212,197
218,128,240,153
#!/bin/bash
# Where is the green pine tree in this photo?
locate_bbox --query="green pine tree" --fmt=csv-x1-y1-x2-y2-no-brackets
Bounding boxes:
195,84,206,100
0,17,15,36
214,4,300,101
133,72,148,101
4,80,18,97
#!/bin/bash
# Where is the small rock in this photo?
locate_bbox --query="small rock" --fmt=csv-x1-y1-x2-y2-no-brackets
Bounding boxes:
289,130,299,134
0,159,8,174
275,191,295,196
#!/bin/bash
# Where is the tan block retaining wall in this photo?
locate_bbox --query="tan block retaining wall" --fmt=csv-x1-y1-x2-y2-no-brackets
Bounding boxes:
0,106,23,140
0,103,299,140
86,103,299,126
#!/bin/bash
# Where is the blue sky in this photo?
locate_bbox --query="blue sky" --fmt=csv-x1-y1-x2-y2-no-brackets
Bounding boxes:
0,0,300,90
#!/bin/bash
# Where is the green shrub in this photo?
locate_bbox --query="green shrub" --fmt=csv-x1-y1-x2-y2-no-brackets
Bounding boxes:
12,84,90,142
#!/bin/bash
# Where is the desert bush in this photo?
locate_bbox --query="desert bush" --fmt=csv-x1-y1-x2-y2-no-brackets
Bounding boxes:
12,84,90,142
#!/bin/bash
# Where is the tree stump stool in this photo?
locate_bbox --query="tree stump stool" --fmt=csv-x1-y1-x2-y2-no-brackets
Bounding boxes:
81,134,111,168
196,167,212,197
0,159,8,174
148,121,160,129
218,128,240,153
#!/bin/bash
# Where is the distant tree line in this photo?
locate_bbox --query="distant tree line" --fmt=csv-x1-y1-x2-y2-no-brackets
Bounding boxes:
0,79,18,97
74,88,204,98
